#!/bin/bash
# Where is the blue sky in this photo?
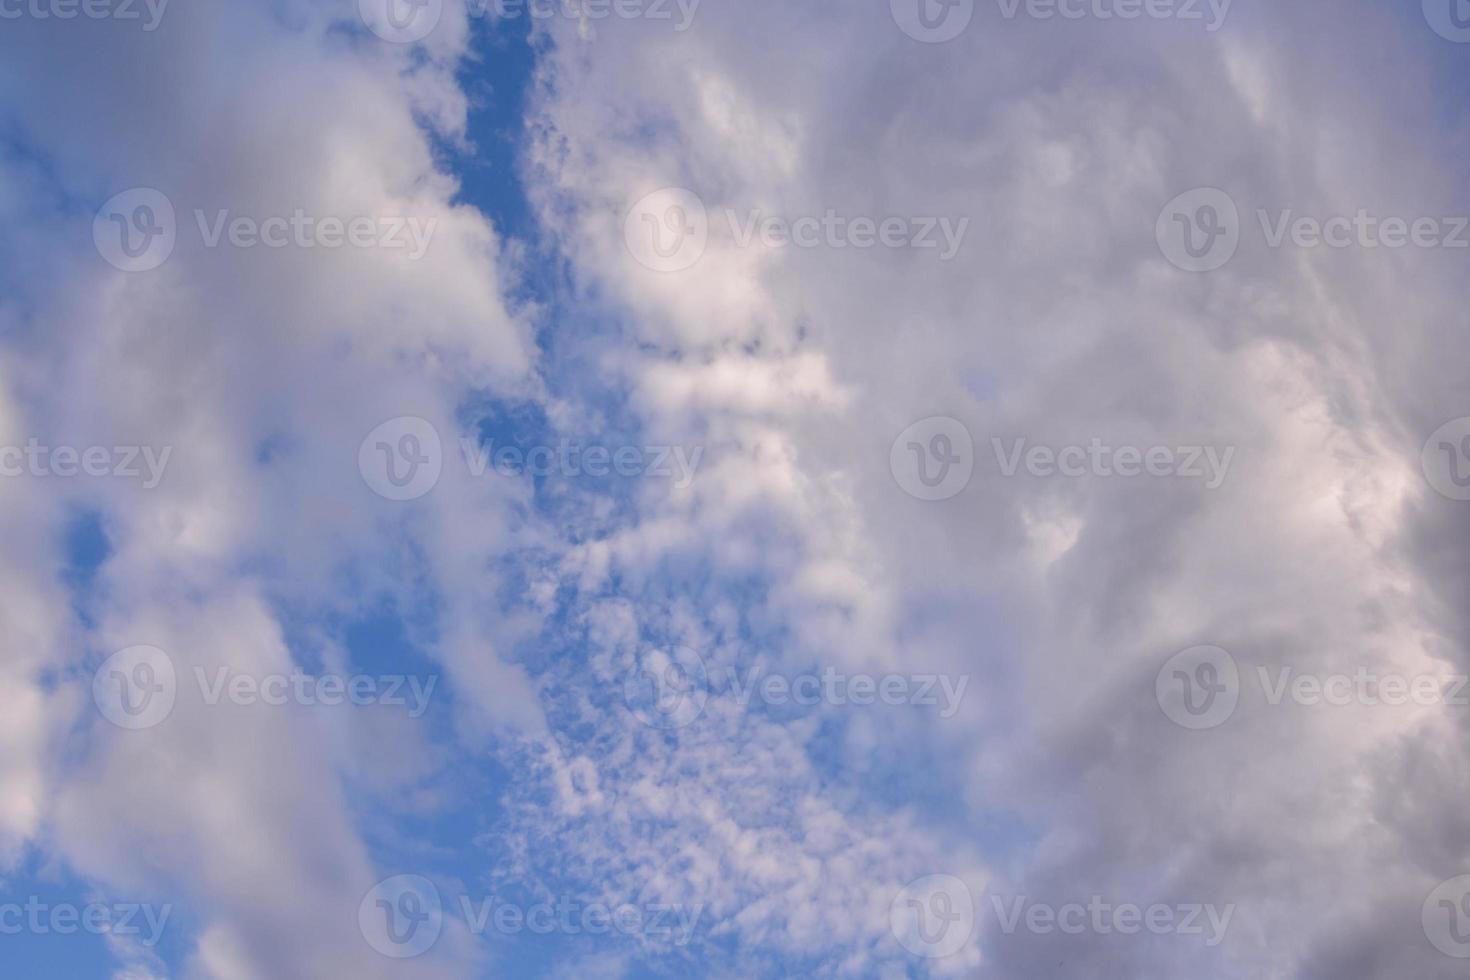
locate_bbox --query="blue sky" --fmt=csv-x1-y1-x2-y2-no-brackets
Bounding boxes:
4,1,1470,978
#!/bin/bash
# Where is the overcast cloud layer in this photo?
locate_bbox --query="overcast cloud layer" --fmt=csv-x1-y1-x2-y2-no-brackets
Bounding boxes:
2,0,1470,977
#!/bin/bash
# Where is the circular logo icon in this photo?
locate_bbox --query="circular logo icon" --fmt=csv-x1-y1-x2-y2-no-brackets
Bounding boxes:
891,416,974,502
358,0,443,43
359,875,443,958
93,646,177,730
1424,875,1470,958
623,188,708,272
1156,187,1240,272
1424,0,1470,42
1422,418,1470,501
623,646,709,729
890,874,975,959
94,188,176,273
890,0,975,42
359,417,443,501
1156,645,1239,730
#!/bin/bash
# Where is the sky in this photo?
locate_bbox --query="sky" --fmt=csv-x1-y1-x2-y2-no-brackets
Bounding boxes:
3,0,1470,977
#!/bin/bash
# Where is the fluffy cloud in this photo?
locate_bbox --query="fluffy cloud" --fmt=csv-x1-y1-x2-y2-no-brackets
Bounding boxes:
5,0,1469,976
513,1,1470,975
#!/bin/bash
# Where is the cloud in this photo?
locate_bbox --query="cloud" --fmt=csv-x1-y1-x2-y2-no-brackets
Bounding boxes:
508,1,1470,975
0,1,539,975
5,0,1470,976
